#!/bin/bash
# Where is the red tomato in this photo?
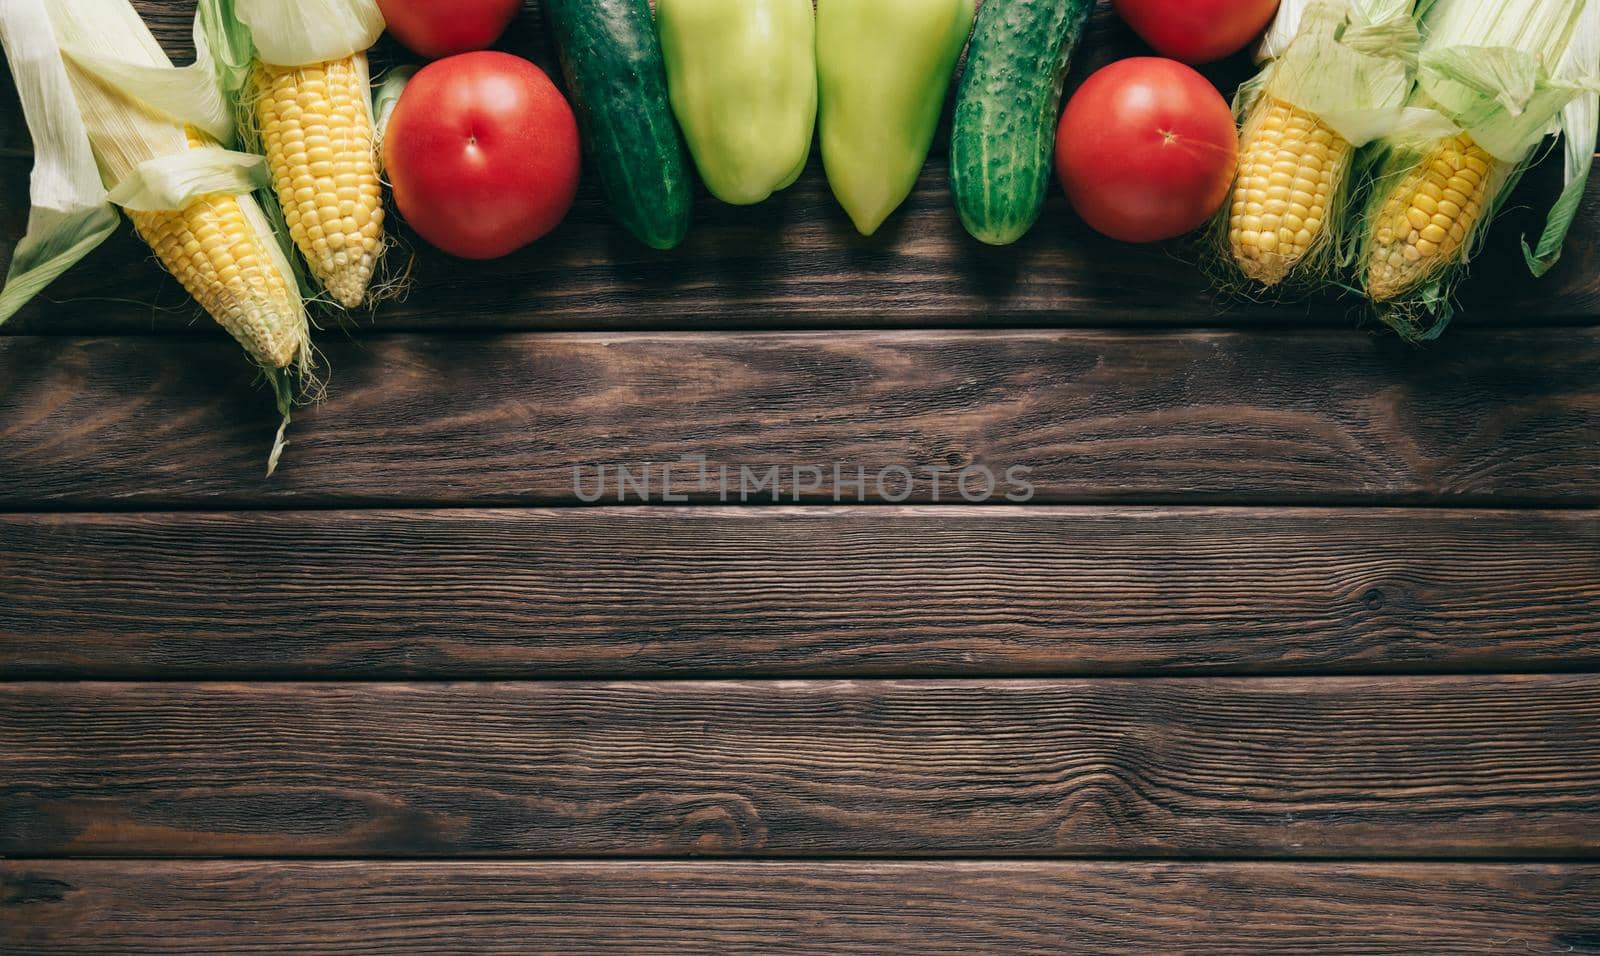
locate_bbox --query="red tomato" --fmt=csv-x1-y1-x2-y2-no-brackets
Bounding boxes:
1113,0,1280,65
384,52,581,260
377,0,522,59
1056,58,1237,244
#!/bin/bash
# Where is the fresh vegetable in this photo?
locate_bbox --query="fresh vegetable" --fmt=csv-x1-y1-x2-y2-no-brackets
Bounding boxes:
949,0,1094,246
1355,0,1596,339
1221,0,1425,288
383,52,581,259
656,0,817,206
545,0,693,249
126,135,304,368
1056,57,1237,242
1365,131,1498,303
377,0,521,59
817,0,973,236
0,0,311,473
1113,0,1281,65
231,0,387,308
0,0,307,366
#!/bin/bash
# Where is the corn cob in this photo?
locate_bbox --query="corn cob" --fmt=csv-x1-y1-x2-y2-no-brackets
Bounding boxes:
252,52,384,309
128,193,304,368
65,62,308,370
1366,132,1499,301
1228,96,1352,287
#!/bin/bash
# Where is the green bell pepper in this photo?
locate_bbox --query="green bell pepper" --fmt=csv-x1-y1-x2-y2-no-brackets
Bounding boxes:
657,0,817,206
817,0,974,236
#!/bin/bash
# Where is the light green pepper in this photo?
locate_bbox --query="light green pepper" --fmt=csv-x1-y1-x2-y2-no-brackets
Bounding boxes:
817,0,974,235
657,0,817,206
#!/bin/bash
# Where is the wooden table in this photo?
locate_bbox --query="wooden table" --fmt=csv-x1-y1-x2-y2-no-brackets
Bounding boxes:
3,2,1598,952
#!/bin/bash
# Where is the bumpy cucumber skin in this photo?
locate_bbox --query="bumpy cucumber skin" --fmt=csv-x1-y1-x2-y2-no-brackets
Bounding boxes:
546,0,692,250
950,0,1094,246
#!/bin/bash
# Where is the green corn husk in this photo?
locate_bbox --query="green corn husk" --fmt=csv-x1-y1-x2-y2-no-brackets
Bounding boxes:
234,0,383,68
1351,0,1598,340
0,0,122,323
1528,2,1600,276
1256,0,1432,145
1212,0,1430,293
372,65,416,159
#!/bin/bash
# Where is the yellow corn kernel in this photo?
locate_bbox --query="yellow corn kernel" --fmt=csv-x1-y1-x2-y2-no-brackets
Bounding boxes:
128,189,306,369
1367,132,1497,302
254,53,384,309
1228,97,1352,287
111,128,307,369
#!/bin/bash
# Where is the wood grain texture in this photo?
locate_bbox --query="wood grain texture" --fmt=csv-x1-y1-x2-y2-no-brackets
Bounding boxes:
3,329,1596,508
2,2,1597,943
3,677,1597,858
1,3,1594,333
3,507,1597,679
5,861,1599,954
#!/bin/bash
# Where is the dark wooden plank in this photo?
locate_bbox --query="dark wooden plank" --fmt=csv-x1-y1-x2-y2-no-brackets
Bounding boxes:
3,507,1597,679
5,861,1599,954
3,676,1597,857
2,329,1596,508
1,3,1593,333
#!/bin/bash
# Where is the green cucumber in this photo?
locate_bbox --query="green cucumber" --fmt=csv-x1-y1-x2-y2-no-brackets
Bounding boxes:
950,0,1094,245
545,0,692,250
